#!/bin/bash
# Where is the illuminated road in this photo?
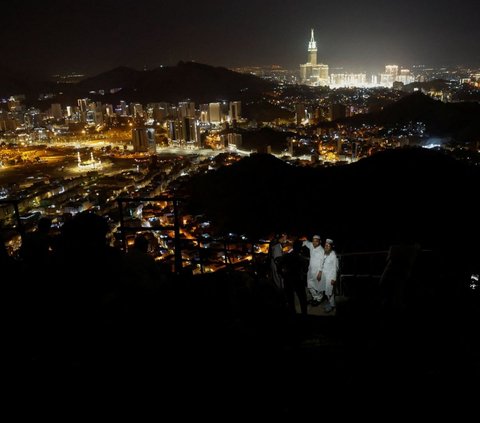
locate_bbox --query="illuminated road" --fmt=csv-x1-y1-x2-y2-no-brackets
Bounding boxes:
0,141,253,187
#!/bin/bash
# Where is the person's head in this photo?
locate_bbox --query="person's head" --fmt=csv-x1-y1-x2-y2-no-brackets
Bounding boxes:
37,217,52,233
324,238,334,253
62,211,110,249
292,239,303,253
134,234,149,253
312,235,321,247
275,232,288,244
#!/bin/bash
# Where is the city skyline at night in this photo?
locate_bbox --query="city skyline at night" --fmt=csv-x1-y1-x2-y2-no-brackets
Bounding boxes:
1,2,479,407
1,0,479,77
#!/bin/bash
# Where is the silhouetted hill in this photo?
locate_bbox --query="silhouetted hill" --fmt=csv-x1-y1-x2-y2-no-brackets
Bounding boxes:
346,92,480,142
242,100,294,122
75,66,141,92
180,148,479,256
53,61,276,105
403,79,451,93
0,65,53,100
237,127,296,152
378,91,440,122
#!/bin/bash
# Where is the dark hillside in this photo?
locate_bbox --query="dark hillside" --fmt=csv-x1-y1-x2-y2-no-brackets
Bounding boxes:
45,62,277,106
181,148,479,256
345,92,480,142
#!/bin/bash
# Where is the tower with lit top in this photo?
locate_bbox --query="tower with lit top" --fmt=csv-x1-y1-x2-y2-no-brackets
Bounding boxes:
308,29,317,65
300,29,329,86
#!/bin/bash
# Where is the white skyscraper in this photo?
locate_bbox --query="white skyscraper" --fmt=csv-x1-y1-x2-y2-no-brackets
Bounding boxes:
300,29,329,86
208,102,222,123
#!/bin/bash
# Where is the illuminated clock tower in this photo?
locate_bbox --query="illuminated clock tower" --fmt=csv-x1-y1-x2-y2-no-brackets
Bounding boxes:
300,28,329,86
308,29,317,65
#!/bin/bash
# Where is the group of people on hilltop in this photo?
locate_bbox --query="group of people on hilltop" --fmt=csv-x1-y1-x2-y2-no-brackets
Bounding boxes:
269,233,339,315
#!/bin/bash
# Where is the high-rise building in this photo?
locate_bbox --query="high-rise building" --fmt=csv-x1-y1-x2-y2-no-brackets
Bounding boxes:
224,132,242,148
77,99,88,112
300,29,329,86
385,65,399,78
229,101,241,122
397,69,415,85
168,120,180,141
329,73,367,87
178,102,196,119
132,103,144,118
295,103,307,125
380,65,399,87
51,103,63,120
329,103,347,121
105,104,114,117
168,117,200,147
379,65,414,87
119,101,128,116
150,102,172,121
208,102,222,124
128,127,156,151
199,104,209,123
146,128,156,153
182,117,201,146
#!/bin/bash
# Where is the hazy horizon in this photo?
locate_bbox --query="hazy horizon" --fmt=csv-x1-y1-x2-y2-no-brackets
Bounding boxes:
1,0,479,77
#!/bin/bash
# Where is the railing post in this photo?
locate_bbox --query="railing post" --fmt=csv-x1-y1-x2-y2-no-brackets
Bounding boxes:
117,199,126,252
199,238,204,274
12,200,25,241
173,198,182,275
224,239,229,265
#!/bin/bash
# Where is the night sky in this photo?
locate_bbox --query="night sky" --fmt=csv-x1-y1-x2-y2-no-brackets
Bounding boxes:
2,0,479,77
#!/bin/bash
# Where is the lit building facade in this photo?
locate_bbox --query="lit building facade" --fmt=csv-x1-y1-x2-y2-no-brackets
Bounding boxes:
299,29,329,86
132,127,156,153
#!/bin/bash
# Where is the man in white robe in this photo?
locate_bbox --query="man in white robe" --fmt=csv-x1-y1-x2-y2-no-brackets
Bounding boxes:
303,235,325,305
320,238,339,313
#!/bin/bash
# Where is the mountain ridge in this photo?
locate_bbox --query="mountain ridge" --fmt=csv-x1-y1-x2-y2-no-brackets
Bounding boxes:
341,92,480,141
1,61,277,106
180,148,479,254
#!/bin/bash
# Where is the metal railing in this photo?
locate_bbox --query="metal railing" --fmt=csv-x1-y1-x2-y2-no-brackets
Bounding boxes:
116,196,183,274
0,199,24,233
3,195,432,294
116,196,270,275
0,199,25,251
336,250,389,297
338,250,389,278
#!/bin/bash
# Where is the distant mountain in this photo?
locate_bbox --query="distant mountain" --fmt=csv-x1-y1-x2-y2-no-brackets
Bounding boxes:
403,79,451,93
180,148,479,256
234,127,296,153
0,65,53,100
0,61,287,122
51,61,277,106
75,66,141,92
242,100,294,122
378,91,441,122
345,92,480,142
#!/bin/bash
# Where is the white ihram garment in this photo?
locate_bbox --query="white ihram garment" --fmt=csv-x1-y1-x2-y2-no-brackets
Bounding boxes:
303,240,324,299
320,251,339,305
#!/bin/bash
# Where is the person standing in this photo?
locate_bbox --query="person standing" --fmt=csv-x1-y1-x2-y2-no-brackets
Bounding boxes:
320,239,339,313
269,232,287,291
277,239,309,315
302,235,325,306
19,216,53,266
